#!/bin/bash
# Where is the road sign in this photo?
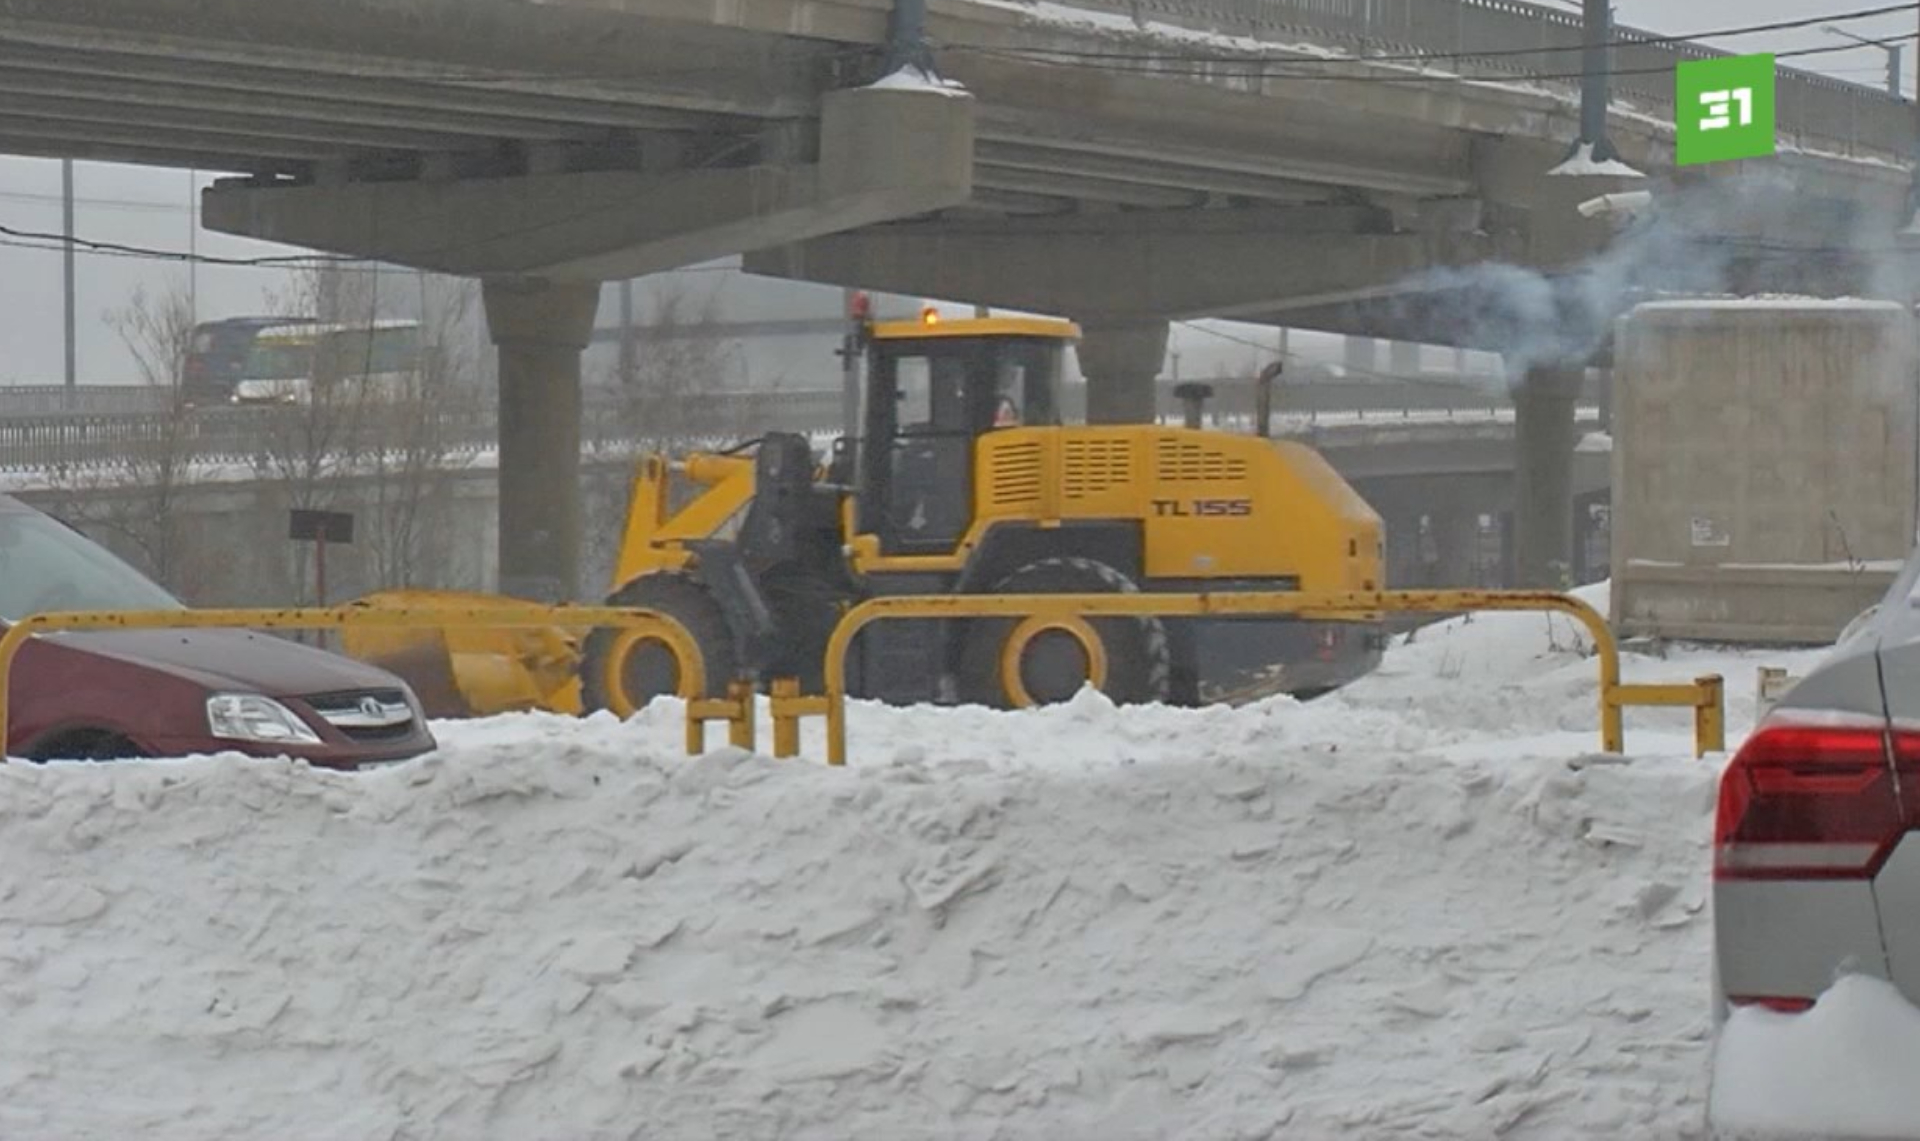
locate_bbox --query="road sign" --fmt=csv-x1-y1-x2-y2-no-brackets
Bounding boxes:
289,509,354,544
289,508,355,616
1676,54,1777,167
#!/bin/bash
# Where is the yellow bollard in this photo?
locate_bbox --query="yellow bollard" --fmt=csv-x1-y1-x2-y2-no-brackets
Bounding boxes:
726,680,756,751
1696,674,1726,758
771,678,801,758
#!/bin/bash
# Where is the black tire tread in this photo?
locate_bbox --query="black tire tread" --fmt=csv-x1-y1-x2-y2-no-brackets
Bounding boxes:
580,573,737,714
957,556,1171,708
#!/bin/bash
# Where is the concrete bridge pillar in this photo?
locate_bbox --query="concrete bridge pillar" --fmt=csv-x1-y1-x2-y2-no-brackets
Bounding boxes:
1078,320,1168,424
1512,364,1584,588
1429,502,1486,587
482,278,601,603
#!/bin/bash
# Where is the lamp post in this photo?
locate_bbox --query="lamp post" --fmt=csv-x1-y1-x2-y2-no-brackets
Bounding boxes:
1822,24,1905,98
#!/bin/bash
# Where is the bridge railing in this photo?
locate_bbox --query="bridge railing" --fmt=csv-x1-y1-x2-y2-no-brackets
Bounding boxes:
0,386,1588,475
1049,0,1911,163
0,386,176,417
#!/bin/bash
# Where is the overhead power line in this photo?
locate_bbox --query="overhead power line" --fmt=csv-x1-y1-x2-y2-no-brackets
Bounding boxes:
0,222,356,267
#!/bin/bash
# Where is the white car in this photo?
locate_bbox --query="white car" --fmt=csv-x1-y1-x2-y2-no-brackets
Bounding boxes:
1709,553,1920,1138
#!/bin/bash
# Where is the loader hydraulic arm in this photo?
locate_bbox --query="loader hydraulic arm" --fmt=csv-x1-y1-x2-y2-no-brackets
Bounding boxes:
612,452,756,585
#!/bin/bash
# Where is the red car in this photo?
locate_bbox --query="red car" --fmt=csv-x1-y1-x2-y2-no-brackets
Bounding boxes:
0,496,435,768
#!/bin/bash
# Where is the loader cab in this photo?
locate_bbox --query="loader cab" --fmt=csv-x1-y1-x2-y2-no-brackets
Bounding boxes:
852,310,1076,556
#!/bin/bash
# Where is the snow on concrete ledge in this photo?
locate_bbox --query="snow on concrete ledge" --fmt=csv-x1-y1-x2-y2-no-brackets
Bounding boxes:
1631,296,1910,312
1710,974,1920,1139
1548,143,1646,179
865,64,972,97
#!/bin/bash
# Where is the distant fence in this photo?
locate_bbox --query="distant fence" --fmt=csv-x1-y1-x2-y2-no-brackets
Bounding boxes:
0,378,1569,474
0,386,175,416
1055,0,1910,163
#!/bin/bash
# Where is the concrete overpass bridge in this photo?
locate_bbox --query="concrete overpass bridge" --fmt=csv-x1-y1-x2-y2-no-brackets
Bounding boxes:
0,0,1906,599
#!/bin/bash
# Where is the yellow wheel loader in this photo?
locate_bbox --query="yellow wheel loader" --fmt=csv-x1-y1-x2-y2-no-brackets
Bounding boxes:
347,309,1388,718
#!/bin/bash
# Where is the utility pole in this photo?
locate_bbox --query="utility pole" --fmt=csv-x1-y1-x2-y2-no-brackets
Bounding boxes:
61,159,76,409
618,278,636,385
187,169,199,327
883,0,930,74
1563,0,1621,166
1907,6,1920,236
840,288,864,439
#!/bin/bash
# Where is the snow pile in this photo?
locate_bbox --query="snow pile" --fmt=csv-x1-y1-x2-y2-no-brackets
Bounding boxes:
1710,975,1920,1139
0,597,1821,1139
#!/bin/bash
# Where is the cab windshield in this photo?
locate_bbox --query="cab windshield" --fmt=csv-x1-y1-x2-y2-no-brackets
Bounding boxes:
0,514,184,622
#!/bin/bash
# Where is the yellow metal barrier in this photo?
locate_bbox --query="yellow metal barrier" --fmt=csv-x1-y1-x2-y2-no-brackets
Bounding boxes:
683,677,830,761
0,604,702,756
1609,676,1726,757
817,589,1728,766
5,593,1723,769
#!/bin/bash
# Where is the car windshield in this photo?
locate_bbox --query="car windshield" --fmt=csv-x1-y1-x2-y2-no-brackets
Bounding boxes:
0,514,183,622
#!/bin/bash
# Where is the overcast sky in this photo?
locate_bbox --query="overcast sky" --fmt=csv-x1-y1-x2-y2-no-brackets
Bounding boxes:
1,0,1912,385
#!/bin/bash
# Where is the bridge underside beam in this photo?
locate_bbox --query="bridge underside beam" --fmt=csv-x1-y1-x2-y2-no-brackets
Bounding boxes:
203,86,975,281
742,205,1492,323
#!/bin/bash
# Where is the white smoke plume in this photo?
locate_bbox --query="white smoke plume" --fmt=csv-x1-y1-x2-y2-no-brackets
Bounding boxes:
1378,171,1902,385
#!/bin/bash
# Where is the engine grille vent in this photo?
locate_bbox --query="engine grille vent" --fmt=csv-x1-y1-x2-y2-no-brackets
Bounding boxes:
1063,438,1132,499
990,441,1044,507
1155,438,1249,483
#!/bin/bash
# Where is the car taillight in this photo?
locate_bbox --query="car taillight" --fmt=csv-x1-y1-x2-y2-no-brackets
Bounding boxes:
1714,716,1909,881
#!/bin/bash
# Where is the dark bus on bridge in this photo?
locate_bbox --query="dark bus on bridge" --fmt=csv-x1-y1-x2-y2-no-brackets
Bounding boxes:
182,316,315,406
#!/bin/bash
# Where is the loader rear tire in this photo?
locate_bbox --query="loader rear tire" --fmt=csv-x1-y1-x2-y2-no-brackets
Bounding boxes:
581,574,737,717
957,557,1172,709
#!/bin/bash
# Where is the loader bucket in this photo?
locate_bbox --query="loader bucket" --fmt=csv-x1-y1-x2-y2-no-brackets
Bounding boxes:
340,589,584,719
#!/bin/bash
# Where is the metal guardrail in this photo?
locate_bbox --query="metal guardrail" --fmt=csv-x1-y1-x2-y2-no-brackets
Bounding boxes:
667,588,1727,764
1060,0,1911,163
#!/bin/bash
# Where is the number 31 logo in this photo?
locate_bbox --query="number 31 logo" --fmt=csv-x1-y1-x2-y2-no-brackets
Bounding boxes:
1698,88,1753,132
1676,55,1776,166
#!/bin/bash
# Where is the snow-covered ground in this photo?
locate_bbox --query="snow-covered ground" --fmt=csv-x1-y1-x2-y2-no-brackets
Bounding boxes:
0,588,1842,1139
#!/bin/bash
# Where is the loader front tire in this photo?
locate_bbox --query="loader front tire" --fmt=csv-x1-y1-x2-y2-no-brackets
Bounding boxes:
956,557,1172,709
582,574,737,717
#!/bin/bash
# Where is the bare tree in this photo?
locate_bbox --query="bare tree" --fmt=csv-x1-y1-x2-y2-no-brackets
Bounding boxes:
248,262,384,520
361,273,481,589
592,278,757,458
44,274,210,596
247,262,490,600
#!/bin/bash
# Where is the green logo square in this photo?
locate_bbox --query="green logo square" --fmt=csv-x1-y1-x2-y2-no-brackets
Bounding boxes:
1676,54,1777,166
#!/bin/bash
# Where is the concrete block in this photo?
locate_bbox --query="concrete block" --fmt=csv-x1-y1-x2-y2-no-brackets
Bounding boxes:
1611,299,1918,643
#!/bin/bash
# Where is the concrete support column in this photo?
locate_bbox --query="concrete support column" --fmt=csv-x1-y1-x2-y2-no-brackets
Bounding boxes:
1429,501,1484,588
1511,364,1584,588
482,278,602,603
1344,336,1379,376
1078,320,1168,424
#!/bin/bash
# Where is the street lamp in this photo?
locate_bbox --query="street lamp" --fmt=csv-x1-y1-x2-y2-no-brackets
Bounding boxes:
1823,24,1906,98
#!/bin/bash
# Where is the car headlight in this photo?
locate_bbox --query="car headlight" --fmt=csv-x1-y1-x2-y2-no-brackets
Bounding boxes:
206,694,323,745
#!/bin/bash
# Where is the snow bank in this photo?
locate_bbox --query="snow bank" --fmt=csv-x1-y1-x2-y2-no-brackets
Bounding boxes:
1710,975,1920,1139
0,600,1818,1138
